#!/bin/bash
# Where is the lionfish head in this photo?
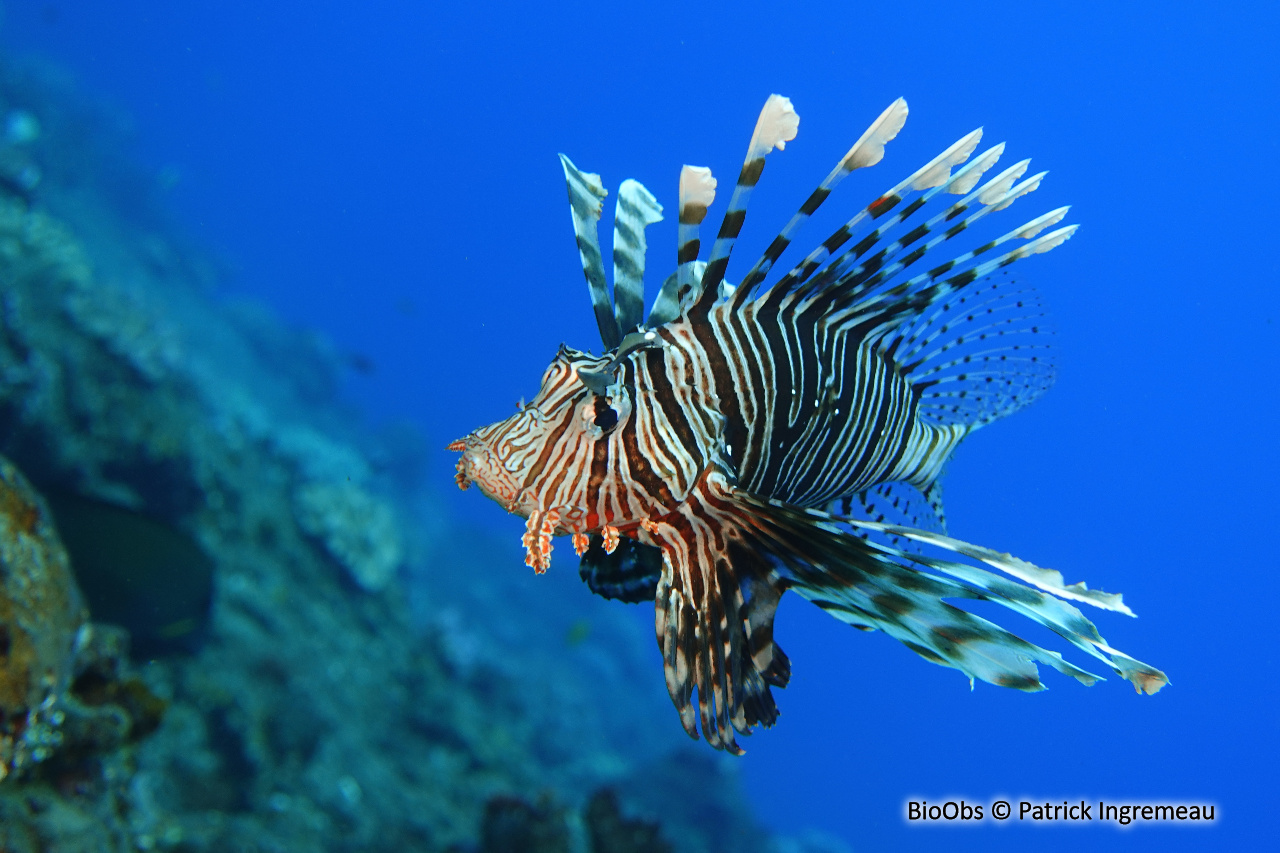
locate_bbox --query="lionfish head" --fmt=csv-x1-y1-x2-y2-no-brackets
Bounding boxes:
448,345,637,568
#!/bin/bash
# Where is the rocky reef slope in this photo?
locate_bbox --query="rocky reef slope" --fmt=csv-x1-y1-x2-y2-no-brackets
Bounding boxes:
0,50,844,853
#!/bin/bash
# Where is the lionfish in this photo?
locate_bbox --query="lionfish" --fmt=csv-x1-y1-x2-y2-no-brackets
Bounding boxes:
450,95,1167,753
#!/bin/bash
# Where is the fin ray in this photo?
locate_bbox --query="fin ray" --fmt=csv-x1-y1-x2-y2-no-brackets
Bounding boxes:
740,493,1168,695
559,154,620,348
697,95,799,306
612,179,664,336
732,98,910,304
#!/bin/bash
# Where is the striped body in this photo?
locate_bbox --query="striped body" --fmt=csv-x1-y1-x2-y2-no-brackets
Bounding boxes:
454,299,962,556
673,299,967,507
451,95,1167,754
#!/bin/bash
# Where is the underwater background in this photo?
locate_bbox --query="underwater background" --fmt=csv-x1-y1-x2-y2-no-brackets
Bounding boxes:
0,1,1274,851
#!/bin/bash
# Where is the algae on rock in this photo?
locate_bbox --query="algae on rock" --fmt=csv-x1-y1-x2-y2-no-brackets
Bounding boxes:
0,453,86,783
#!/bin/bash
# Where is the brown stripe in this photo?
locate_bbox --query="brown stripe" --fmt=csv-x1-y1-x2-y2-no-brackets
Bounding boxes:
717,208,747,240
901,245,927,268
621,361,679,507
798,186,831,216
898,197,927,220
680,203,709,225
585,427,613,510
760,235,791,265
868,193,900,218
900,224,930,247
926,259,956,278
852,231,881,258
822,226,852,254
700,257,730,297
643,348,703,474
521,405,577,490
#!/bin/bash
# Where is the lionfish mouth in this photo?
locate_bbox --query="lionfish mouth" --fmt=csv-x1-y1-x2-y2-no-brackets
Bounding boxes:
447,433,592,574
446,436,473,491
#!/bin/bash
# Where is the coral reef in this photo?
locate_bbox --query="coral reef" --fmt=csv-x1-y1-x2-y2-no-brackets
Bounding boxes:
479,795,572,853
0,595,168,853
293,478,403,592
474,788,674,853
0,454,86,782
0,49,849,853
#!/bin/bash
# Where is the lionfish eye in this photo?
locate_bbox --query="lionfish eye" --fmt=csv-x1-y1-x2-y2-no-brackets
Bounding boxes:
592,396,619,432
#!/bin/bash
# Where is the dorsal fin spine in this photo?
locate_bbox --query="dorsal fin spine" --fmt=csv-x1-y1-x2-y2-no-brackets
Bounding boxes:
559,153,619,349
695,95,799,313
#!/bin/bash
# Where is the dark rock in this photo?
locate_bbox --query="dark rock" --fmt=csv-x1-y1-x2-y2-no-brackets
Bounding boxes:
480,794,570,853
585,788,672,853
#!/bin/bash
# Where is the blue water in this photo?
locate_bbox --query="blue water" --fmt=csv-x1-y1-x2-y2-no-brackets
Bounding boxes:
8,2,1276,850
